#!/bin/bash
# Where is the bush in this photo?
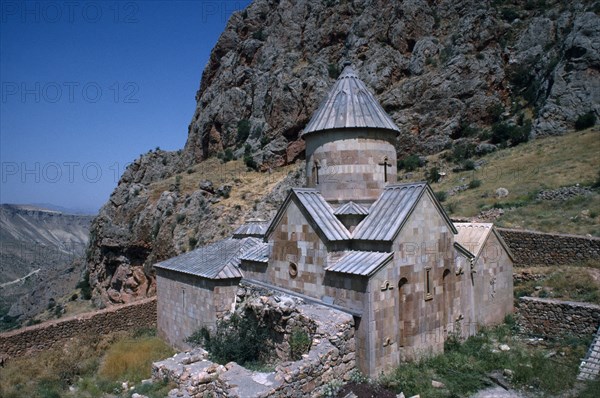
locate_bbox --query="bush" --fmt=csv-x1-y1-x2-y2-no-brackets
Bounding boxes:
463,159,476,170
469,179,482,189
76,271,92,300
453,122,479,139
289,328,311,360
222,148,234,163
397,154,424,171
448,141,476,162
328,63,340,79
243,143,259,170
426,167,442,183
175,214,186,224
491,121,531,147
188,237,198,249
575,111,596,130
487,103,504,123
187,311,273,366
434,191,447,202
237,119,251,142
592,170,600,189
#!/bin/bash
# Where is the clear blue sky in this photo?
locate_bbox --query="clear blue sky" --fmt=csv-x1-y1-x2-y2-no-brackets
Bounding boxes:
0,0,251,213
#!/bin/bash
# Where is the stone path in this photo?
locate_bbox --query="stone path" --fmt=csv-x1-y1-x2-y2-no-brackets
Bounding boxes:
577,324,600,381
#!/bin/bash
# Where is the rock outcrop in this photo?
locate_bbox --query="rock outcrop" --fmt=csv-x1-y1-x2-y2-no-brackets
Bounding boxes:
86,0,600,306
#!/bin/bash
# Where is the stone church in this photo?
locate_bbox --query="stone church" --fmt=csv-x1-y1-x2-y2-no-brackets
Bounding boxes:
155,64,514,377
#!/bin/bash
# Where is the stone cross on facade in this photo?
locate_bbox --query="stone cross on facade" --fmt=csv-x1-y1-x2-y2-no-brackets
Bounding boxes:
379,156,391,183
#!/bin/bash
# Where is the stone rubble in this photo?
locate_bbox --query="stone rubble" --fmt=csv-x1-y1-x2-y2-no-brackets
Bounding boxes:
152,283,355,398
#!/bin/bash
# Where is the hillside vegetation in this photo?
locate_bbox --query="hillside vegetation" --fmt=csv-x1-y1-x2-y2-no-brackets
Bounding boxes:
0,328,174,398
415,128,600,236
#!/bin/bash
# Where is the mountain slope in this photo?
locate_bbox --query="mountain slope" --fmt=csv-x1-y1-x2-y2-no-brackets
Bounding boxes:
0,205,93,329
86,0,600,306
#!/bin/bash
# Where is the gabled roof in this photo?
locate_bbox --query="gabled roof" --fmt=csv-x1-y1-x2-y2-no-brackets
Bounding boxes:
454,242,475,260
454,223,514,261
301,64,400,137
265,188,351,242
352,182,457,241
325,251,394,276
239,242,270,263
333,201,369,216
233,219,268,238
154,237,261,279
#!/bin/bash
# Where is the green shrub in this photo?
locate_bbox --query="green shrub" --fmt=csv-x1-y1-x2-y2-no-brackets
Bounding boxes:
187,311,273,366
575,111,596,130
188,237,198,249
328,63,340,79
592,170,600,189
175,214,186,224
451,121,479,139
243,143,259,171
237,119,251,142
463,159,476,170
434,191,447,202
323,380,343,397
469,179,482,189
426,167,442,183
487,103,504,123
222,148,234,163
289,328,311,360
491,121,531,147
397,154,424,171
76,271,93,300
449,141,477,162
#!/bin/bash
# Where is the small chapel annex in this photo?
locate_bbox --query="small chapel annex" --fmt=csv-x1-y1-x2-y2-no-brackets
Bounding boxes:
154,63,514,377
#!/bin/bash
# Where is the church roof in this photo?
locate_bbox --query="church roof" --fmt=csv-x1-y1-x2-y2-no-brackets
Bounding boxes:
233,219,268,238
454,223,514,261
239,242,270,263
326,250,393,276
154,237,261,279
353,182,457,241
301,64,401,137
333,201,369,216
266,188,351,242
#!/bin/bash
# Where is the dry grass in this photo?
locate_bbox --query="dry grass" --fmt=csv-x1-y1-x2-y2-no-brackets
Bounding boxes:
148,158,295,214
0,329,173,398
409,128,600,235
514,265,600,304
98,336,174,383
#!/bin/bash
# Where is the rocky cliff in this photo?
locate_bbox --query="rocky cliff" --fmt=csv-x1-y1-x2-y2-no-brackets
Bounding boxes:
87,0,599,306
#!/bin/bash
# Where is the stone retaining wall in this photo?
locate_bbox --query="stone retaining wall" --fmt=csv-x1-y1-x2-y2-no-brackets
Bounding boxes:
153,283,356,398
517,297,600,339
0,297,156,359
497,228,600,266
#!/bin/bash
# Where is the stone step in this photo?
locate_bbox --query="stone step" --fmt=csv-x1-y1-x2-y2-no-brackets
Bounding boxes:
577,325,600,381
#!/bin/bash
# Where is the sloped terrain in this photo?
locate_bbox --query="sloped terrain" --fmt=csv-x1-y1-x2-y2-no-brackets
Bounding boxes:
0,205,93,330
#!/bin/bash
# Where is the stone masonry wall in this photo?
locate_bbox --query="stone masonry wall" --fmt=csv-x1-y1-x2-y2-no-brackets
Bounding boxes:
0,297,156,359
153,282,356,398
156,268,239,350
517,297,600,339
497,228,600,266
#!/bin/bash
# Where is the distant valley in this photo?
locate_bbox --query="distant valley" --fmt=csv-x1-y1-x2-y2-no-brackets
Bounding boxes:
0,204,94,330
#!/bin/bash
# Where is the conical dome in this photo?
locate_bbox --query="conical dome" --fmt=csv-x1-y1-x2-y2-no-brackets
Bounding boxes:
302,63,400,137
